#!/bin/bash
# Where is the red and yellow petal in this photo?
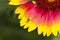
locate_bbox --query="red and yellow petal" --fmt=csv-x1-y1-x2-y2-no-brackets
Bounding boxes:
15,3,35,19
14,2,60,36
9,0,29,5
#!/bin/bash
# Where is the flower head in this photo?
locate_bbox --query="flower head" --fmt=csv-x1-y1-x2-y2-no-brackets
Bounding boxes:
9,0,60,36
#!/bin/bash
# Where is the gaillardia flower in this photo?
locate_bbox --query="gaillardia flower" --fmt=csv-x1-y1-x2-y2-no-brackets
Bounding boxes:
9,0,60,36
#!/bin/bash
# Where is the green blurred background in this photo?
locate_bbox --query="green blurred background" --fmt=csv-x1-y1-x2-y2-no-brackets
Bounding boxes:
0,0,60,40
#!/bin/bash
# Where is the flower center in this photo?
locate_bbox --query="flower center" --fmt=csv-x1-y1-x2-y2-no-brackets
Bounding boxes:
35,0,60,10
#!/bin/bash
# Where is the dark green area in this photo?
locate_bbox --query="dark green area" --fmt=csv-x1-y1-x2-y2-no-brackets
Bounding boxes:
0,0,60,40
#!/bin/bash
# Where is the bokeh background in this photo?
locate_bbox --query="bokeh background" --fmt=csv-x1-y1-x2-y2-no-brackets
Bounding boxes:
0,0,60,40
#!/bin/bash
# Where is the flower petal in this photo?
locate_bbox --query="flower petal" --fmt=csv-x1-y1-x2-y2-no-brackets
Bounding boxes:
9,0,29,5
28,21,37,32
20,16,28,26
15,3,35,19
